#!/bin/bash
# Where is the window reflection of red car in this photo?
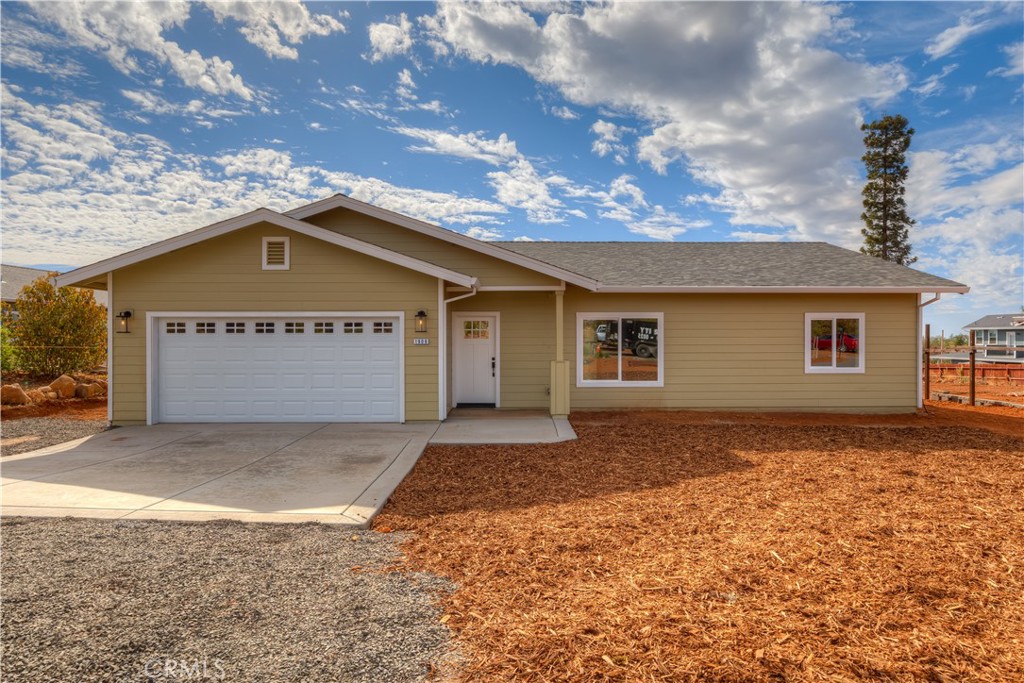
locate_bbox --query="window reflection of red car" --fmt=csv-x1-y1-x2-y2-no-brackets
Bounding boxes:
815,334,859,352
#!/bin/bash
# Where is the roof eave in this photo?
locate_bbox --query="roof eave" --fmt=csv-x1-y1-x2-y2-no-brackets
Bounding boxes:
593,285,971,294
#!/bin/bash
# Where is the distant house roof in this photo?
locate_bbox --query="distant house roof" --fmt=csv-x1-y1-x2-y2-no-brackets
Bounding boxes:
963,313,1024,330
1,264,108,307
498,242,968,292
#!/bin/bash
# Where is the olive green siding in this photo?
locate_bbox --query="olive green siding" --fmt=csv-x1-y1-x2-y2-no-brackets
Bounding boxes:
109,223,439,424
307,208,562,287
449,292,555,410
561,290,919,412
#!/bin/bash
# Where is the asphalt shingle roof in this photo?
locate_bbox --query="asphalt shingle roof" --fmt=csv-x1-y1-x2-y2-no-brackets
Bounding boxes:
963,313,1024,329
496,242,967,290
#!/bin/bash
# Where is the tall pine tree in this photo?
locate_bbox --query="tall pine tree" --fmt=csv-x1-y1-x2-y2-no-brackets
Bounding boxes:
860,114,916,265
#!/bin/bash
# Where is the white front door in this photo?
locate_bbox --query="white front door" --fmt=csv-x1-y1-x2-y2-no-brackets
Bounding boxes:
453,313,498,406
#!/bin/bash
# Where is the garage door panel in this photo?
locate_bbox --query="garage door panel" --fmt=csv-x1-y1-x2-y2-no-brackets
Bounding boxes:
157,316,401,422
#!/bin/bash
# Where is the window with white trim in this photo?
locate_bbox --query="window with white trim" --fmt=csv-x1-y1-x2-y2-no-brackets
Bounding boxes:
577,313,663,387
262,236,290,270
195,322,216,334
166,322,186,334
225,322,246,334
343,322,363,334
805,313,864,373
314,322,335,334
373,321,393,334
255,322,275,334
285,321,305,334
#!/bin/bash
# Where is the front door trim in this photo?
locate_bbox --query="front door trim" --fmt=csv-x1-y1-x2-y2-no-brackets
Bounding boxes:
452,311,500,408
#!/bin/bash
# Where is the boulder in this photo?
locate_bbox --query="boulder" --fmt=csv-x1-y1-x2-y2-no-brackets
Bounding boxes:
49,374,77,399
94,379,108,392
1,384,31,405
75,383,104,399
38,387,57,400
25,389,47,403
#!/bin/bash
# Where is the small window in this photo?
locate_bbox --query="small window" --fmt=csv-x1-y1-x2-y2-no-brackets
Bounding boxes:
166,322,186,334
285,321,305,334
195,322,216,334
975,330,986,345
988,330,998,344
315,322,335,334
577,314,663,387
343,322,363,334
373,321,394,334
262,236,290,270
463,320,490,340
806,313,864,373
255,322,275,334
225,322,246,334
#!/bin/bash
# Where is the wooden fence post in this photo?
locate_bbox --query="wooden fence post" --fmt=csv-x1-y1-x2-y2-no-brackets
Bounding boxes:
969,348,976,406
924,324,930,403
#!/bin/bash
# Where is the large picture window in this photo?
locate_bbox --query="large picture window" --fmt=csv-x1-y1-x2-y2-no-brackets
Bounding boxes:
805,313,864,373
577,313,663,387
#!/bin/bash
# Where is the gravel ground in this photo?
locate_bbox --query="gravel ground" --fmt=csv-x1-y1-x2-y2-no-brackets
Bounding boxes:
1,417,108,456
1,517,457,682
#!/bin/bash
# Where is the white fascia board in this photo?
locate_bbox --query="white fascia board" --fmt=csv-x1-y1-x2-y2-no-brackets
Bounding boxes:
593,285,971,294
284,194,599,291
54,208,478,289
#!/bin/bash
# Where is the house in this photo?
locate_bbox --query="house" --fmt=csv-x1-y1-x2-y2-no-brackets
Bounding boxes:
1,263,109,312
54,194,969,425
964,314,1024,360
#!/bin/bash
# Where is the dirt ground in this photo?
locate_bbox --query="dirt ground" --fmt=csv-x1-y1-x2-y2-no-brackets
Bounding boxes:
0,397,108,422
930,380,1024,406
377,406,1024,682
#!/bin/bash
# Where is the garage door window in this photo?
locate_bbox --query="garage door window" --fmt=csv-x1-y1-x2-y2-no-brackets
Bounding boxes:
315,322,335,334
373,321,393,334
166,322,186,334
285,322,305,334
255,322,275,334
226,322,245,334
343,322,363,334
196,322,216,334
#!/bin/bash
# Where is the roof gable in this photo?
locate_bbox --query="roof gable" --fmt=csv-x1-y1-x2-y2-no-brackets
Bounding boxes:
54,208,478,289
963,313,1024,329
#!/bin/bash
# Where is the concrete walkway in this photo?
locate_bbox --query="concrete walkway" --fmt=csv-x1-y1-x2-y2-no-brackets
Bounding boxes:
1,413,575,526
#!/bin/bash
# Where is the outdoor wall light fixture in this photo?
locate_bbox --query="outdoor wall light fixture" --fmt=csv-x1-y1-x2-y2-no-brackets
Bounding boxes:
115,309,133,333
414,310,428,333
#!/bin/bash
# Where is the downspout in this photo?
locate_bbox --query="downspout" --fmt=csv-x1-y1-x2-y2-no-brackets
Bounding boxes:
917,293,942,409
438,282,479,420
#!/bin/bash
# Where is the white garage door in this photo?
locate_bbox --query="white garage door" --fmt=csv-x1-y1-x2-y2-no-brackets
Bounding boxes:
156,316,401,422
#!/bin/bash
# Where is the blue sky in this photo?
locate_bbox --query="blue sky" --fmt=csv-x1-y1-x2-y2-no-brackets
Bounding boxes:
1,1,1021,335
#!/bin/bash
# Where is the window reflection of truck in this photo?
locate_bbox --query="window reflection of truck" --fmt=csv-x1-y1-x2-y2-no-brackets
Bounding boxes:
595,320,657,358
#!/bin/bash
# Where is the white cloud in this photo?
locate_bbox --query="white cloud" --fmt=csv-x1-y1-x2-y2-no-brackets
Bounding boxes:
0,17,86,79
989,42,1024,78
624,206,710,241
911,64,958,98
0,85,507,265
464,227,504,240
924,9,993,60
392,127,520,165
423,2,909,247
203,1,345,60
590,119,631,164
367,13,413,62
27,0,255,99
486,159,566,224
548,105,579,120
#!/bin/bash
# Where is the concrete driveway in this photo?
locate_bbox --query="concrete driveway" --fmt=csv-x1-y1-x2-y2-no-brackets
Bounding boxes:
1,423,438,527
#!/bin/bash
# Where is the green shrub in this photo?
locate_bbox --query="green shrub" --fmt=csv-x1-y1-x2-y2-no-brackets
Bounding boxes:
0,315,19,372
4,275,106,376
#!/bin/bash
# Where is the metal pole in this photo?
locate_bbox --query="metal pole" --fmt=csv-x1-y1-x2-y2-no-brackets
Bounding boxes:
969,348,976,406
924,324,930,403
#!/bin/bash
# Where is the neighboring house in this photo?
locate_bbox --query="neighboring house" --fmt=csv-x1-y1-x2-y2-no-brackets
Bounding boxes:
964,314,1024,360
1,263,108,313
55,194,968,425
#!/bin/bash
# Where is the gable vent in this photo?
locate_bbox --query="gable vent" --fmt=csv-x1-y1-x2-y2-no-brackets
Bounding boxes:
262,236,290,270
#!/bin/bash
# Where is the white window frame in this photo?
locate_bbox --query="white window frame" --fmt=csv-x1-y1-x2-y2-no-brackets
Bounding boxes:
805,312,865,374
576,312,664,388
262,236,290,270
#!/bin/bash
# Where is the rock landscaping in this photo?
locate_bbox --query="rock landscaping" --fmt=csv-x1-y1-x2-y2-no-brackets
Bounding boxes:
0,374,105,406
